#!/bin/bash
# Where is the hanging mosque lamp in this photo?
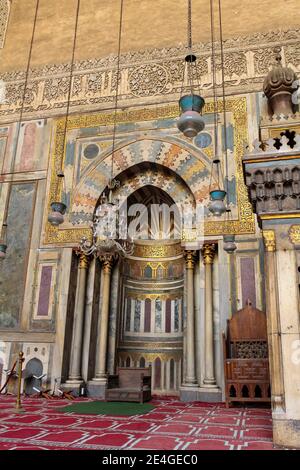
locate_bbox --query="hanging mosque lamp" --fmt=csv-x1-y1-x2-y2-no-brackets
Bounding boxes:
48,171,67,226
48,0,80,227
177,0,205,138
207,0,227,217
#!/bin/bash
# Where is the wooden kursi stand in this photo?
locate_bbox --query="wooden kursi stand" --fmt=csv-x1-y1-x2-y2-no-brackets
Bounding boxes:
223,300,271,408
105,367,152,403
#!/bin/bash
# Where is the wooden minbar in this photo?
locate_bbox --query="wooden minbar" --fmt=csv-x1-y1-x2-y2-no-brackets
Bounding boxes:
223,300,271,407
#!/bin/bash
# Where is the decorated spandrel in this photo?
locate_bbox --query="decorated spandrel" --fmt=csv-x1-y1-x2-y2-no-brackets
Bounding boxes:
79,184,133,258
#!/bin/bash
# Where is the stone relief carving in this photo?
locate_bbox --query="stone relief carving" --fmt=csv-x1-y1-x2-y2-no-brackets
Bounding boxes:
0,0,10,49
0,28,299,122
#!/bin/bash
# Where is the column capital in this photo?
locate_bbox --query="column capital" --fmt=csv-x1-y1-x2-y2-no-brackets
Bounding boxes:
78,252,89,269
184,250,197,269
201,243,216,265
289,225,300,246
262,230,276,252
99,253,118,274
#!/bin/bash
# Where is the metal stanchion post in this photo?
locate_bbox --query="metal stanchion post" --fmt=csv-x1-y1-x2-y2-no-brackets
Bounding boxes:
15,351,25,413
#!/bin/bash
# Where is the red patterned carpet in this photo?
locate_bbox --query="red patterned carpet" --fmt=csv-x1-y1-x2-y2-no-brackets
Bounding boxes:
0,396,274,450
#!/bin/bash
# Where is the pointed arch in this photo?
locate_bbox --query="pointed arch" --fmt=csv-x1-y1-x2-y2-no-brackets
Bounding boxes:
70,139,209,224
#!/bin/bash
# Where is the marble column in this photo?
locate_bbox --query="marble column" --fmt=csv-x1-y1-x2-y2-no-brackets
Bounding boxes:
91,254,117,389
183,250,197,386
262,230,284,412
66,253,89,385
202,243,218,388
81,257,96,382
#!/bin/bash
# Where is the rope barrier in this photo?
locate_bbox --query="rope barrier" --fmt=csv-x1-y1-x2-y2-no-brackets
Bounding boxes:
0,360,17,394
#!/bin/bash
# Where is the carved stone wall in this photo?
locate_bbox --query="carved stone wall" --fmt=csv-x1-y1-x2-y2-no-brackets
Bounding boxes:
0,29,299,122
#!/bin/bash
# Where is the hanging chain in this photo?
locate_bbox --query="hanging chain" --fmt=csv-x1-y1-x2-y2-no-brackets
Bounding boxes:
218,0,229,206
2,0,40,230
210,0,219,172
187,0,192,51
57,0,81,199
209,0,226,192
111,0,124,184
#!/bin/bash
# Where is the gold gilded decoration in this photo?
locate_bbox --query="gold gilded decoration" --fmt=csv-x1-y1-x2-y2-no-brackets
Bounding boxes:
101,254,117,274
289,225,300,245
201,243,216,265
126,291,182,301
133,243,183,259
185,250,197,269
260,212,300,220
44,97,254,245
262,230,276,252
118,351,182,362
125,257,183,280
120,342,182,349
78,253,89,269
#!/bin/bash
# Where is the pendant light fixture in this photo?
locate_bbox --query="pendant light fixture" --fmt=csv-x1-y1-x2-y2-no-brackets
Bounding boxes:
216,0,237,253
177,0,205,138
79,0,133,259
0,0,40,260
48,0,81,226
208,0,226,217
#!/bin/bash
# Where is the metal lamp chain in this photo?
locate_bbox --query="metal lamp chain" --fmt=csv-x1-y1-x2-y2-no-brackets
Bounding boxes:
56,0,81,199
211,0,218,156
2,0,40,235
218,0,229,206
210,0,220,189
187,0,192,51
111,0,124,183
187,0,194,94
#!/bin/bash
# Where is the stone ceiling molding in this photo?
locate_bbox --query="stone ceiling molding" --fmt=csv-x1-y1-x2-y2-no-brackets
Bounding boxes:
0,0,10,49
0,28,300,122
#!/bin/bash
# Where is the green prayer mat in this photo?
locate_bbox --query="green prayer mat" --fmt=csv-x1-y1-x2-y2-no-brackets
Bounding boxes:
58,400,155,416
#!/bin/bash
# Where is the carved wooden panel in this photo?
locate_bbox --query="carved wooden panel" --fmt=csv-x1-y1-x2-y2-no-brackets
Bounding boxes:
223,302,271,407
235,341,268,359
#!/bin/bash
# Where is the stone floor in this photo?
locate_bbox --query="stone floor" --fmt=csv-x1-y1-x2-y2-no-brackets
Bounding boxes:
0,395,274,450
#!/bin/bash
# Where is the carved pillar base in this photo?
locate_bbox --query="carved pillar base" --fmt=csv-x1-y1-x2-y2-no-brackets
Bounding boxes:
197,387,222,402
87,380,107,398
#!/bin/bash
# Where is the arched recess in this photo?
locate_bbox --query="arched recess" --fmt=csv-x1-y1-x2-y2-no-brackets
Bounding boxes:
0,1,11,49
92,161,196,241
23,358,43,395
70,139,210,225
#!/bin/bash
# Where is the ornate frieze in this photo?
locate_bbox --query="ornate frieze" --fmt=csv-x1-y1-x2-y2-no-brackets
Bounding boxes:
125,291,182,301
0,29,300,122
132,242,183,259
118,351,182,362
